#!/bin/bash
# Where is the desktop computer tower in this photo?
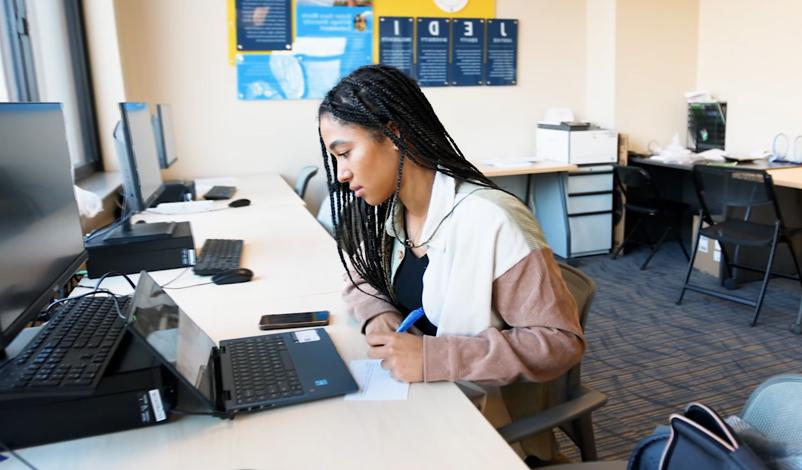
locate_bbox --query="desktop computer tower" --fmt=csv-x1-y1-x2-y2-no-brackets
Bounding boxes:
0,332,177,449
85,221,196,278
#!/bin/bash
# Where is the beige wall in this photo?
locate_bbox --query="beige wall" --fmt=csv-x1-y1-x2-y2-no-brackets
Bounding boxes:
107,0,586,210
614,0,698,153
585,0,616,128
697,0,802,155
84,0,127,172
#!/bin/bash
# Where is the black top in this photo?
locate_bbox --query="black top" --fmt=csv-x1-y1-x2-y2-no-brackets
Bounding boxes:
392,246,438,336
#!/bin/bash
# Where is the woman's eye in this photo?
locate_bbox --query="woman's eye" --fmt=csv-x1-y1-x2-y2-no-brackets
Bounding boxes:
337,151,351,159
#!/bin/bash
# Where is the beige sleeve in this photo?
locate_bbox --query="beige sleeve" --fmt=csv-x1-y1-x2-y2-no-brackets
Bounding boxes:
341,269,401,333
422,248,586,386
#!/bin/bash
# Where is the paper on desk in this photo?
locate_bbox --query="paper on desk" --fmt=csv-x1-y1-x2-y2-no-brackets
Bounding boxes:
344,359,409,401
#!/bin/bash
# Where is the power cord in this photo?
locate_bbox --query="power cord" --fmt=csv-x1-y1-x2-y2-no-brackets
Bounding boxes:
45,271,136,321
0,439,37,470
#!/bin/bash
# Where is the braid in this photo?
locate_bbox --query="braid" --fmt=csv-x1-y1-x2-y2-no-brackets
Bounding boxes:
318,64,499,306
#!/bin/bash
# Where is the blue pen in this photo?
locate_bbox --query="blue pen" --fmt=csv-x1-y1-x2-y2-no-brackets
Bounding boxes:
396,307,425,333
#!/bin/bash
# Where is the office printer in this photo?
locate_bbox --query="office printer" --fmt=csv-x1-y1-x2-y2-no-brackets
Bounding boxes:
536,122,618,165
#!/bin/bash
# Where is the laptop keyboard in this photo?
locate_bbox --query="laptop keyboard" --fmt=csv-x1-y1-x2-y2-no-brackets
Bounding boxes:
0,295,130,397
228,335,303,405
193,238,243,275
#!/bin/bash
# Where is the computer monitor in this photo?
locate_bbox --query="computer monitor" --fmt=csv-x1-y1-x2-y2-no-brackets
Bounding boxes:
105,103,177,243
0,103,87,357
115,102,165,213
152,103,178,169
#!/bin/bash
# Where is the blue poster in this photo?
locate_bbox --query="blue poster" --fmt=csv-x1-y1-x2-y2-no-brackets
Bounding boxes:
450,18,485,86
379,17,414,78
415,18,450,87
236,0,292,51
486,19,518,86
237,1,374,100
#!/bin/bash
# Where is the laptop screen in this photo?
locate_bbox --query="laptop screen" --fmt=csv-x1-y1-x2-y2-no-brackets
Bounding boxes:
128,272,216,403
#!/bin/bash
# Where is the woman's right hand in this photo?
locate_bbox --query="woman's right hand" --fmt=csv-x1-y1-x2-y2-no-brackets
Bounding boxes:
365,311,403,335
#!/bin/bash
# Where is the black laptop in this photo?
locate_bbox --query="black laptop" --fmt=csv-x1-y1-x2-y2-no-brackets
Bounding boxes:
127,272,357,417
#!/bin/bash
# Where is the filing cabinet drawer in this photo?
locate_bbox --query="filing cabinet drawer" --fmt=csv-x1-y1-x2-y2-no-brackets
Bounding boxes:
566,173,613,194
569,213,612,255
567,193,612,215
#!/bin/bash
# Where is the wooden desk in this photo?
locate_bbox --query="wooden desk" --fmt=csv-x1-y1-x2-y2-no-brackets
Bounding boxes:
473,160,577,178
631,156,802,190
767,167,802,190
9,174,526,470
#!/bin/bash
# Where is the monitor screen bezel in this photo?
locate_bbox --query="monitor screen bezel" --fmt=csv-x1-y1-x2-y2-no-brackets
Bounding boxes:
0,102,89,354
154,104,178,169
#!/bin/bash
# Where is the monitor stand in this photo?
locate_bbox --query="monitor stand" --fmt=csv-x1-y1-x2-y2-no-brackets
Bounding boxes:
103,218,176,245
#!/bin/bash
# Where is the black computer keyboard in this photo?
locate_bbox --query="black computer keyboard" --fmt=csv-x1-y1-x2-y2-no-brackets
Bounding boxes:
193,239,244,275
0,295,130,398
203,185,237,200
227,336,302,405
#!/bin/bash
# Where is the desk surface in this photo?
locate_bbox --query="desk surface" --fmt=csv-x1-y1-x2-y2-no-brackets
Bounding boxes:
630,156,802,190
474,159,577,177
10,173,526,470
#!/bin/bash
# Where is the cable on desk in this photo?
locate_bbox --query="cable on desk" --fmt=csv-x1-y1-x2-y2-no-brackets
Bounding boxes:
0,439,38,470
161,267,191,287
163,281,215,290
45,270,136,321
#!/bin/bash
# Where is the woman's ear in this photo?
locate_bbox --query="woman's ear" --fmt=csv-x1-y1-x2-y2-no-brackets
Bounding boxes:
387,121,401,140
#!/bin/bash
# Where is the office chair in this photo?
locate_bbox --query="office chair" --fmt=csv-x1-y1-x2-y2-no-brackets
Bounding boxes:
316,196,334,237
677,165,802,326
294,165,319,200
740,374,802,443
497,263,607,462
611,165,690,270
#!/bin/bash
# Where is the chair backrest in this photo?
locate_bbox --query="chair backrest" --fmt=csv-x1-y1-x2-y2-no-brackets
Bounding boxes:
691,164,782,227
558,263,596,330
294,165,319,200
316,196,334,237
614,165,660,205
740,374,802,444
556,263,596,392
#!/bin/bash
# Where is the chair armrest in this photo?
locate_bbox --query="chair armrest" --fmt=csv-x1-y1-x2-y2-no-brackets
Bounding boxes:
497,386,608,443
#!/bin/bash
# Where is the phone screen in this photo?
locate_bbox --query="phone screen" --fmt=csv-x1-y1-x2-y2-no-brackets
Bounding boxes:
259,311,330,330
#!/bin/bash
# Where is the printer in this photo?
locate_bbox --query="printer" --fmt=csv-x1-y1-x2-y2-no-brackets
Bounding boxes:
536,122,618,165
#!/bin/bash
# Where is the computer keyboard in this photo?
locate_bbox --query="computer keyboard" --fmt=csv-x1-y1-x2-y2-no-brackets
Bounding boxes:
0,295,130,398
227,335,302,405
203,185,237,200
193,239,244,275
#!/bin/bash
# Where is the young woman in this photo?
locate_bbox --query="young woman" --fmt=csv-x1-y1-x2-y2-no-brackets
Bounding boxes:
317,64,585,465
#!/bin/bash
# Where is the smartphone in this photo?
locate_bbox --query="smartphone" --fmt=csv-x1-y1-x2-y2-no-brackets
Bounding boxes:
258,311,330,330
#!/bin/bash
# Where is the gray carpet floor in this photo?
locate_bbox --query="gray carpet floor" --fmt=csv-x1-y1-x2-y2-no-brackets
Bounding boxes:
558,244,802,462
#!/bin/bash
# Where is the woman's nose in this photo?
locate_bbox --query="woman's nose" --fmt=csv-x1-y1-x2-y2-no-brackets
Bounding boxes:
337,167,353,183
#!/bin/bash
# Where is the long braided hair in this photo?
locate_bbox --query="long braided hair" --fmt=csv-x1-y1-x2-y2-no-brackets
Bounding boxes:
318,64,498,306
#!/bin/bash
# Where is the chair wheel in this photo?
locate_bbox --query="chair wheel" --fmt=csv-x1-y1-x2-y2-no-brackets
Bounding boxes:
791,324,802,335
722,277,739,290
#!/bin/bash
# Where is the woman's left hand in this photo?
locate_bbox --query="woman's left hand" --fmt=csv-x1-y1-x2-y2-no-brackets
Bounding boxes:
366,332,424,383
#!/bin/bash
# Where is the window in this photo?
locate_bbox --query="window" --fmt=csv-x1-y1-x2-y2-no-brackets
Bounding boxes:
1,0,101,179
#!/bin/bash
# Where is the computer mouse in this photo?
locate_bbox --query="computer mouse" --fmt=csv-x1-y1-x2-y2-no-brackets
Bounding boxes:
211,268,254,285
228,198,251,208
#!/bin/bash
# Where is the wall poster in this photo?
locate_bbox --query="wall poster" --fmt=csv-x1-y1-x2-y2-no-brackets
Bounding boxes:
237,0,374,100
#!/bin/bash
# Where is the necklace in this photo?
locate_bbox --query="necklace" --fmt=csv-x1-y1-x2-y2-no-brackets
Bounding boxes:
401,187,486,249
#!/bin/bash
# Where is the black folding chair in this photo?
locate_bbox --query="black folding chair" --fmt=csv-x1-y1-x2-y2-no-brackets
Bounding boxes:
611,165,689,270
677,164,802,326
